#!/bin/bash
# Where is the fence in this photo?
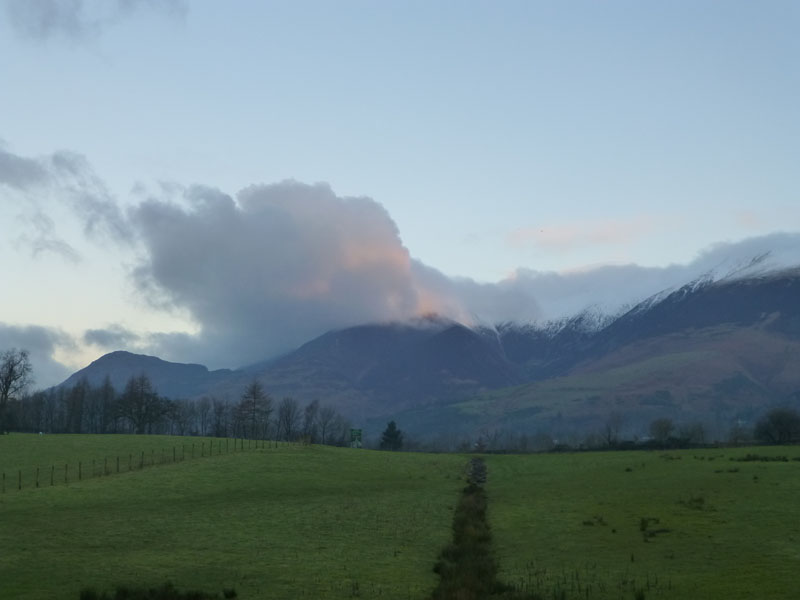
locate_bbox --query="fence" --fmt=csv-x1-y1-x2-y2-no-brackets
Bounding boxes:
1,436,287,494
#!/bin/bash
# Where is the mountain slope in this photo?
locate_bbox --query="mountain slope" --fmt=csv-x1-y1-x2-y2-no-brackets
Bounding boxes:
54,266,800,437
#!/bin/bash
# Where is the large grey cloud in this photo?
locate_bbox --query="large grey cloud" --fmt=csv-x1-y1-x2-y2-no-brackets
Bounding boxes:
3,0,186,41
130,181,461,367
0,323,74,387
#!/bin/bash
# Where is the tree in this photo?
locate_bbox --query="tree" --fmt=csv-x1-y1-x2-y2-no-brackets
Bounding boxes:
649,417,675,446
302,399,320,443
754,408,800,444
317,405,337,445
196,396,212,436
602,411,624,447
380,420,403,451
235,380,272,439
276,397,301,441
211,397,229,438
0,348,33,431
117,374,168,434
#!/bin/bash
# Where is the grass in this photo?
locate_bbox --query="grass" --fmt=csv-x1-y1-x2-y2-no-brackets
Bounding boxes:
484,446,800,600
0,434,235,490
4,435,800,599
0,435,466,599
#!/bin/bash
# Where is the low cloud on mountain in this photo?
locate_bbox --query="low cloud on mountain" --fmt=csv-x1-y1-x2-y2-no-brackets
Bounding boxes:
4,143,800,378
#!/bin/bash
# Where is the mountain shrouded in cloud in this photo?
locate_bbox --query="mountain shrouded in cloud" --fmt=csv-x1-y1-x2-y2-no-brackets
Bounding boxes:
129,181,471,367
3,142,800,381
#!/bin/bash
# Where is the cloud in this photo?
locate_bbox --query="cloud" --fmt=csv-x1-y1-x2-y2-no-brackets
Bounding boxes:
3,0,187,41
129,181,464,367
0,147,50,189
83,324,141,349
508,216,657,252
0,323,75,388
0,145,133,251
17,211,82,262
465,231,800,323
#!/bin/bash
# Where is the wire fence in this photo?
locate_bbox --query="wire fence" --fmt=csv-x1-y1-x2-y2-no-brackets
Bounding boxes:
1,436,288,494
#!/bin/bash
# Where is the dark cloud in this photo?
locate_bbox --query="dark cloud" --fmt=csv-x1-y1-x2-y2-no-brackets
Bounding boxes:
3,0,187,41
0,323,75,388
83,324,140,349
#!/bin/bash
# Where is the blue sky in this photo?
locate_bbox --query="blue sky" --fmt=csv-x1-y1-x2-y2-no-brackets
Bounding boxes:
1,1,799,385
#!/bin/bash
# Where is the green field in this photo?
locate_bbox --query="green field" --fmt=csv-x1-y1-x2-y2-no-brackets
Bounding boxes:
2,436,799,599
485,447,800,600
0,435,465,599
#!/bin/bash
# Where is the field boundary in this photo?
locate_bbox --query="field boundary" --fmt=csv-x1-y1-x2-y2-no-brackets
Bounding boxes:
1,435,288,494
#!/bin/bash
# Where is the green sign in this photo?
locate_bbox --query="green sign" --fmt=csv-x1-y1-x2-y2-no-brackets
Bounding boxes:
350,428,362,448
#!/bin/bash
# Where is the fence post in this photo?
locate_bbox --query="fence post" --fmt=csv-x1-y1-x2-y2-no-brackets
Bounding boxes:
173,446,176,462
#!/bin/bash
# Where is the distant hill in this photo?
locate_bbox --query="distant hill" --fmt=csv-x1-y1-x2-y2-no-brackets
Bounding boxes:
58,351,233,399
56,267,800,438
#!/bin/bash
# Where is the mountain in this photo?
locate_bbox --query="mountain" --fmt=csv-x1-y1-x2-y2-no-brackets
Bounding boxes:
55,267,800,438
58,351,233,399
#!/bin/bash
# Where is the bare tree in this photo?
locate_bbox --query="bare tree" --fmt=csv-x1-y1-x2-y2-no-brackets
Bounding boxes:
211,397,229,437
65,377,88,434
317,405,337,445
649,417,675,446
276,397,301,441
168,399,196,436
0,348,33,431
196,396,212,436
302,399,320,443
602,411,624,447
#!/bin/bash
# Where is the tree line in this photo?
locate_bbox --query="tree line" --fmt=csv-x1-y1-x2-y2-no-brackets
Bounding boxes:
1,350,352,445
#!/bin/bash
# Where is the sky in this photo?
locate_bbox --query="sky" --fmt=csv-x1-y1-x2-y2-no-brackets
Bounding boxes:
1,0,799,387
